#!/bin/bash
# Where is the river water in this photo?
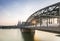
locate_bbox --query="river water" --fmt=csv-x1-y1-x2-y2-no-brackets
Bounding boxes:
0,29,60,41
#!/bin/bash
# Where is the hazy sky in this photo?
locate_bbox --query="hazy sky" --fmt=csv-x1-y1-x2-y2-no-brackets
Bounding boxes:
0,0,60,25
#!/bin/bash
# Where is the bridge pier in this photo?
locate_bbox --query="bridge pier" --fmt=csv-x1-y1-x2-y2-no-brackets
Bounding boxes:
20,28,35,33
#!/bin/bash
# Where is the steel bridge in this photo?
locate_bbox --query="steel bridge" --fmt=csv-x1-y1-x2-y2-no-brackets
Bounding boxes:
23,2,60,32
0,2,60,33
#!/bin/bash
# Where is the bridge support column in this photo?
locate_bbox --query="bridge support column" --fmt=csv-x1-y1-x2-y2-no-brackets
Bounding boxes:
47,18,48,27
58,5,60,26
39,17,42,27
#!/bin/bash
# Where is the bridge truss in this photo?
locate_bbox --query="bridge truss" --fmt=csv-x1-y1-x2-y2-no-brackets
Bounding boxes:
26,2,60,27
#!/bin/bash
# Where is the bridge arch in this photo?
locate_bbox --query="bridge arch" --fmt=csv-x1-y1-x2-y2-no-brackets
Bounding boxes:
26,2,60,27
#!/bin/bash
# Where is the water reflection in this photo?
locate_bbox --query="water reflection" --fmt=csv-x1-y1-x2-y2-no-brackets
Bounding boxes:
56,34,60,37
0,29,24,41
0,29,60,41
20,29,35,41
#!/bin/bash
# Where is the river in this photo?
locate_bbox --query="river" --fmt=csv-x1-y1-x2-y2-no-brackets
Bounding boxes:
0,29,60,41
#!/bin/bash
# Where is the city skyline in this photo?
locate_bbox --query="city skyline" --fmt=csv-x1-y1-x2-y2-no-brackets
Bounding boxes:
0,0,60,25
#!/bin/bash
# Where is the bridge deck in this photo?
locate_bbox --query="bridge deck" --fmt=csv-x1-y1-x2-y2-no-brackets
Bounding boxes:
24,26,60,33
0,26,60,33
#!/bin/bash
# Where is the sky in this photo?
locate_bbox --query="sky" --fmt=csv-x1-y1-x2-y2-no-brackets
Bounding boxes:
0,0,60,26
